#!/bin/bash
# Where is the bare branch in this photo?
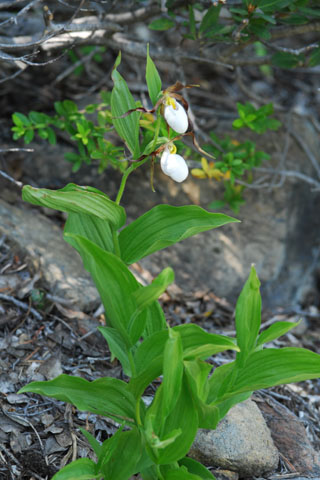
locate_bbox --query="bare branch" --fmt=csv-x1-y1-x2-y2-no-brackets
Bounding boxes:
0,148,34,153
0,0,27,10
271,21,320,40
0,170,24,188
100,5,161,24
0,0,41,27
255,167,320,190
263,41,319,56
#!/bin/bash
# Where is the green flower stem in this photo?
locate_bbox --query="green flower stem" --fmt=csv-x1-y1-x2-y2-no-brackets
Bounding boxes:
151,112,161,152
115,157,150,205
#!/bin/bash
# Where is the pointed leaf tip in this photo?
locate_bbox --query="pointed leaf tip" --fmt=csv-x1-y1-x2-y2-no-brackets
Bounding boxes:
249,264,260,290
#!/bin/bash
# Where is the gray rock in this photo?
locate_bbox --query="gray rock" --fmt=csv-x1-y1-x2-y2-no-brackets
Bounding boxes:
188,399,279,477
0,199,99,311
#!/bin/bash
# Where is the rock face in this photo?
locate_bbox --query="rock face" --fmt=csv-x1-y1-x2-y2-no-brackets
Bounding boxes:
259,398,320,476
0,199,99,311
188,399,279,477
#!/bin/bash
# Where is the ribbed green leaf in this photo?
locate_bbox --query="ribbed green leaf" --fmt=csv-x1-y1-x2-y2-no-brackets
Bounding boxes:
19,374,136,423
51,459,98,480
133,267,174,312
128,268,173,344
235,265,261,364
179,458,216,480
200,5,221,34
143,300,167,338
98,427,145,480
130,325,238,399
165,466,202,480
207,361,235,404
119,205,239,264
111,52,141,158
64,233,144,345
177,324,239,359
184,359,219,429
98,326,132,375
257,320,301,347
22,183,126,229
145,378,198,464
65,212,114,253
162,329,183,418
146,45,162,106
231,347,320,395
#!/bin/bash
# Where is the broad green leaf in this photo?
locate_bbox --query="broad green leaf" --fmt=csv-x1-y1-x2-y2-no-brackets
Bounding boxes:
64,234,145,344
128,268,173,343
19,374,136,423
133,267,174,312
98,326,132,375
63,99,78,113
134,325,237,379
47,127,56,145
64,212,114,253
12,112,30,126
111,52,141,158
257,0,290,12
145,378,198,464
271,52,304,69
200,5,221,34
98,427,145,480
206,362,252,423
255,12,276,24
207,361,235,403
146,45,162,106
148,17,175,31
177,323,239,359
119,205,239,264
184,359,211,403
22,183,126,229
162,328,184,418
298,7,320,17
165,466,202,480
179,458,216,480
230,347,320,396
130,325,238,400
51,458,98,480
184,359,219,429
256,320,301,347
215,391,252,424
232,118,244,129
79,427,101,457
140,465,159,480
309,47,320,67
134,330,168,376
235,265,261,364
24,129,34,144
188,5,197,40
143,300,167,338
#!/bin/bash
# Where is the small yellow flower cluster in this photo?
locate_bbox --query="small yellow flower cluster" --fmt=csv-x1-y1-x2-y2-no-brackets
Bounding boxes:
191,157,230,181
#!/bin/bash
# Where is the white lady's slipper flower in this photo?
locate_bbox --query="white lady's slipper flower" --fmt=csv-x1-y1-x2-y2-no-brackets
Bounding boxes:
160,145,189,183
163,98,189,134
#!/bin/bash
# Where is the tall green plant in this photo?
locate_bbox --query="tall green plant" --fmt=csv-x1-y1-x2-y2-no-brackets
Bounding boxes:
18,53,320,480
